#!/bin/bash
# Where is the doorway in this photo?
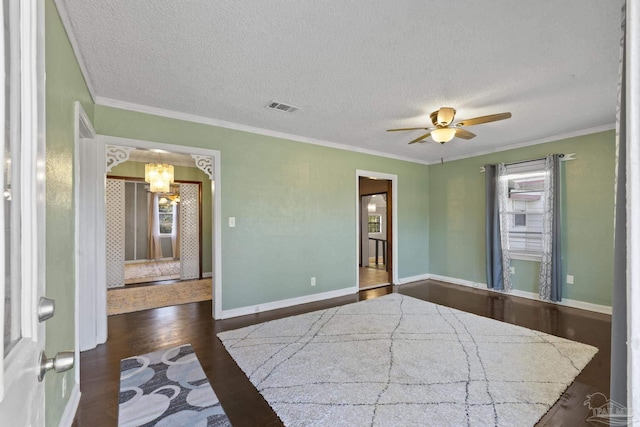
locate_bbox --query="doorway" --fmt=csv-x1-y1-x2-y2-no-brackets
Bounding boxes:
104,151,210,315
356,171,398,289
77,134,222,353
106,177,202,286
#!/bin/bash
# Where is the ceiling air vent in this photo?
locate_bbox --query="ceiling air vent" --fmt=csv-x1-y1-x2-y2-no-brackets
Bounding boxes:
266,100,298,113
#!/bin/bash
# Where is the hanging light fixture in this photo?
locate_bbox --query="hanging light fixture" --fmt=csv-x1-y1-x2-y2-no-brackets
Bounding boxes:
431,127,457,144
167,193,181,205
145,163,174,193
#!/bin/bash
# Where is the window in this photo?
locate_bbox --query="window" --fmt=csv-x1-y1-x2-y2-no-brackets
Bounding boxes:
368,215,382,233
158,201,175,234
502,160,546,260
514,214,526,227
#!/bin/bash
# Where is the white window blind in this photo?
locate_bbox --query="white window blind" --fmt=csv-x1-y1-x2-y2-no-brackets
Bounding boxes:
503,159,546,261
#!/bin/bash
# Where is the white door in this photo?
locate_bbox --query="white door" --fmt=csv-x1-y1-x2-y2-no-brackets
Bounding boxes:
0,0,48,424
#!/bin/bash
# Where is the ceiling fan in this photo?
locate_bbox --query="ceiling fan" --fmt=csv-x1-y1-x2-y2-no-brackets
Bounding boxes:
387,107,512,145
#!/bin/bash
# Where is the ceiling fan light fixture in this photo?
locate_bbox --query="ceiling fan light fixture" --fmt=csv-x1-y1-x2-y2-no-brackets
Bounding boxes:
389,107,511,145
431,128,457,144
436,107,456,126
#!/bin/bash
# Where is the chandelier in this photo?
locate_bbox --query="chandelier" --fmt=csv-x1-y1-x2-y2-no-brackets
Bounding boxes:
144,163,174,193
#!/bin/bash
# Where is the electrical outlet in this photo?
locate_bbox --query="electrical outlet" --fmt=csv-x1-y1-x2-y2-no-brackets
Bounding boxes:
311,277,316,286
567,275,574,285
254,305,260,313
509,267,515,275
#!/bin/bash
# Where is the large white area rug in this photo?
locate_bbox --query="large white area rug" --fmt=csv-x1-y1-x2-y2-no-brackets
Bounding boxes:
218,293,598,426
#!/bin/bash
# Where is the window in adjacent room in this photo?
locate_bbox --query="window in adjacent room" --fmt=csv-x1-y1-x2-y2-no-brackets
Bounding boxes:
368,215,382,233
158,201,175,234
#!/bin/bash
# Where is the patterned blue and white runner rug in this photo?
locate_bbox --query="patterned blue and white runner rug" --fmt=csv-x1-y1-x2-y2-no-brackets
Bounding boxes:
118,344,231,426
218,293,598,426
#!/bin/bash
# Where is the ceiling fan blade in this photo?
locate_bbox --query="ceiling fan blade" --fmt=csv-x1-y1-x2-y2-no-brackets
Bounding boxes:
455,128,476,140
456,112,512,127
387,127,431,132
408,132,432,144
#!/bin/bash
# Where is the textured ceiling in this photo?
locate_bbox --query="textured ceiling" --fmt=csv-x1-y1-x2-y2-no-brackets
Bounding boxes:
58,0,623,164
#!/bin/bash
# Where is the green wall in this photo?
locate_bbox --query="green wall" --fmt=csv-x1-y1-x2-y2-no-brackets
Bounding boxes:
428,130,615,306
94,106,431,310
42,1,616,422
45,0,94,425
109,162,213,273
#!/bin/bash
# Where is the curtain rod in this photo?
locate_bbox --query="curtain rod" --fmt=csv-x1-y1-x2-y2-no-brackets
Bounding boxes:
479,153,576,173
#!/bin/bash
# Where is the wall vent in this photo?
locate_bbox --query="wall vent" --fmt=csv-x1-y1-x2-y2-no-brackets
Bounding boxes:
266,100,299,113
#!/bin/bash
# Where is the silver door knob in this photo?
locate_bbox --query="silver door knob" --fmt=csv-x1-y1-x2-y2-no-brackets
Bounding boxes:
37,297,55,322
38,351,74,382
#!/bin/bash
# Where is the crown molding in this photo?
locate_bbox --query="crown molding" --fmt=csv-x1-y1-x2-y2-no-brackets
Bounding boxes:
53,0,96,101
94,96,431,165
94,96,614,168
425,123,616,165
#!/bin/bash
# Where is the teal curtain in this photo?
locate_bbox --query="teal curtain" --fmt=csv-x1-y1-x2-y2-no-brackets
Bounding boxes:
484,164,504,290
538,154,562,302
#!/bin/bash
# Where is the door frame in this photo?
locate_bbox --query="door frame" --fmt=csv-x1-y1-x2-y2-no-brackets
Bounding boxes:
360,191,390,278
355,170,398,286
104,177,204,282
74,102,99,369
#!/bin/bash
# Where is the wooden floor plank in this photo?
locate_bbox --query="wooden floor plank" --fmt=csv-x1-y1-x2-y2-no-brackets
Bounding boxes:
107,279,212,315
73,280,610,426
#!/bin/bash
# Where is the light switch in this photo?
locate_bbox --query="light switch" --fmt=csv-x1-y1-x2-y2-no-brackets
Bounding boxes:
567,275,574,284
229,217,236,227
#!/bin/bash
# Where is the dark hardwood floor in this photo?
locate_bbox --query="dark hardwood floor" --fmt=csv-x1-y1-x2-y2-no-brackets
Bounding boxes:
73,280,611,427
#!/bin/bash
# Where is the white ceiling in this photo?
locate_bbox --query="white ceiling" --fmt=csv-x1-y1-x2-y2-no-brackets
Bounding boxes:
58,0,623,164
128,149,195,167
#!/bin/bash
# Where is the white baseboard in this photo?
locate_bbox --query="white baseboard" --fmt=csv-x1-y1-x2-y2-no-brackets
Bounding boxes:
58,382,81,427
396,274,431,285
427,274,485,289
220,286,358,319
426,274,612,315
202,272,212,278
509,289,613,315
